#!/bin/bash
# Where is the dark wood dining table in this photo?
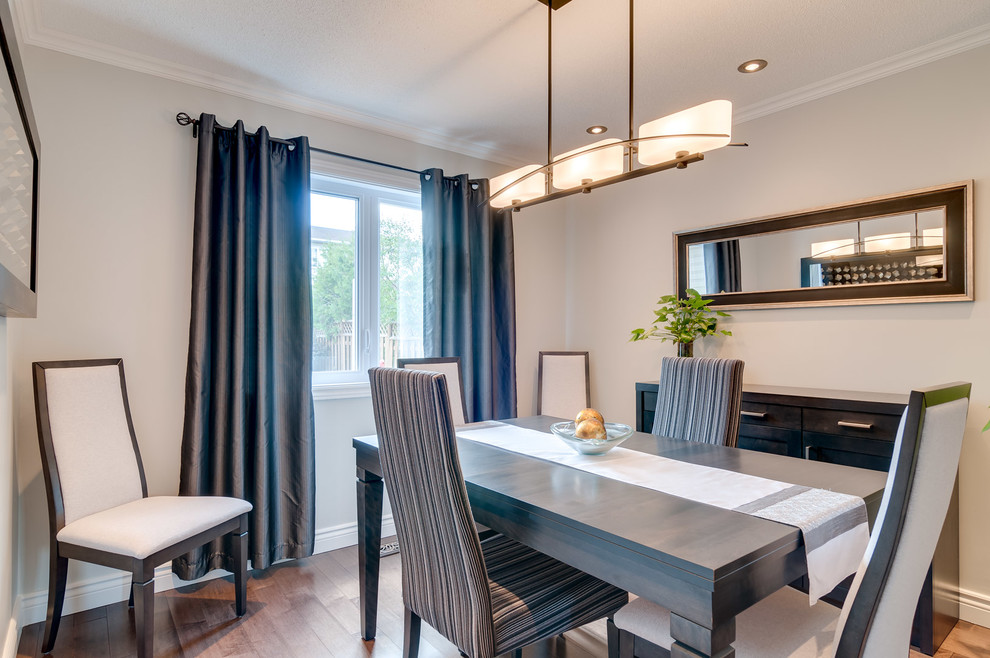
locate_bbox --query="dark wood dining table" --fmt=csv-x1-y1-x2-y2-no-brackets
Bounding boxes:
353,416,888,658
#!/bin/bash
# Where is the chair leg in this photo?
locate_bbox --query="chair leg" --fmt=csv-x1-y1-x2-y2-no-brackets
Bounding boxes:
403,607,421,658
133,577,155,658
233,525,248,616
606,619,636,658
41,551,67,653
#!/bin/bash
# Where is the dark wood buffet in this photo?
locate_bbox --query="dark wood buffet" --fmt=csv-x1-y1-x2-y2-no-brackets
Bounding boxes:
635,381,958,656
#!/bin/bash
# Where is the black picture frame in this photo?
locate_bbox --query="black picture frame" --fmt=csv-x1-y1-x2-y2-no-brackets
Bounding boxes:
0,0,39,317
675,182,972,309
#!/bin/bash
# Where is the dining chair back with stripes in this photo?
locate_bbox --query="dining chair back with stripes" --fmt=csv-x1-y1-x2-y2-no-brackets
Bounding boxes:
368,367,627,658
610,381,971,657
652,356,745,446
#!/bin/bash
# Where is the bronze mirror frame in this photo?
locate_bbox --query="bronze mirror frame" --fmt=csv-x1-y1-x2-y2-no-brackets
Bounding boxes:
674,181,972,309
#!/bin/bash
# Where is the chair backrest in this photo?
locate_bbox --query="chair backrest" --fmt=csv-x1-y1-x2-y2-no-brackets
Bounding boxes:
368,367,494,657
397,357,469,425
33,359,147,531
537,351,590,418
833,383,970,657
651,356,745,446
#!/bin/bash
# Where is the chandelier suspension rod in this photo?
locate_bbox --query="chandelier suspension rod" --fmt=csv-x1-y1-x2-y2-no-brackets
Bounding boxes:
628,0,634,168
547,0,553,190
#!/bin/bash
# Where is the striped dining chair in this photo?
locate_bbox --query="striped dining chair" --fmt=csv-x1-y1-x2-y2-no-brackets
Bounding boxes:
651,356,745,446
610,382,970,657
368,367,628,658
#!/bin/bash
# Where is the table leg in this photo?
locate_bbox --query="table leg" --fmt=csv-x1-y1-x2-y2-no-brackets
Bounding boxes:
357,467,384,641
670,613,735,658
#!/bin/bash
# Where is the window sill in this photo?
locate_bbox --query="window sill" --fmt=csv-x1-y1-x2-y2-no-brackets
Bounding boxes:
312,381,371,401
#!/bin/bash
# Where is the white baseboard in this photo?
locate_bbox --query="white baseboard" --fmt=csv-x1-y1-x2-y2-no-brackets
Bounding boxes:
2,596,21,658
18,517,392,628
959,586,990,628
314,516,395,555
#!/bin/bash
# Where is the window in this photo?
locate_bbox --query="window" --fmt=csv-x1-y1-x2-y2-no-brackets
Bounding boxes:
310,162,423,394
687,243,708,294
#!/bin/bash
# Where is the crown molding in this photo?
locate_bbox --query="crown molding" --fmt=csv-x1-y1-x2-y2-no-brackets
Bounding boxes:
735,21,990,124
11,0,990,162
9,0,525,167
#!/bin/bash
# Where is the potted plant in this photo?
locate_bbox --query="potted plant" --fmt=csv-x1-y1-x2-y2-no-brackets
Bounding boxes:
629,289,731,357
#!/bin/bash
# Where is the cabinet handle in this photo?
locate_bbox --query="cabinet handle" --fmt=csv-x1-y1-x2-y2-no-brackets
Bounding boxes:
740,411,767,419
837,420,873,430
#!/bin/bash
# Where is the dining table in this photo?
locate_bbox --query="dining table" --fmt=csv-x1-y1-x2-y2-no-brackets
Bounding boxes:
353,416,888,658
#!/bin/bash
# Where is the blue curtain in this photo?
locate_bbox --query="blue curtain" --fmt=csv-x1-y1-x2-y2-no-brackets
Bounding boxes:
421,169,516,421
704,239,742,293
174,114,315,579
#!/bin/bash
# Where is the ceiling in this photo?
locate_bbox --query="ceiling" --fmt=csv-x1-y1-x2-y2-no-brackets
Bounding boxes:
12,0,990,165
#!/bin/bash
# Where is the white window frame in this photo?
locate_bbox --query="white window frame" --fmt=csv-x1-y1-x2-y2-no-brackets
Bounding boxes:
310,153,421,400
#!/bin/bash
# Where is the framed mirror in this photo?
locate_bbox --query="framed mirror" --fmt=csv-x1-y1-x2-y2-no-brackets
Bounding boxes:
675,182,972,309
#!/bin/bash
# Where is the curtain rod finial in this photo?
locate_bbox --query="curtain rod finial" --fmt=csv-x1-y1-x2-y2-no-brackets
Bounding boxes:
176,112,199,137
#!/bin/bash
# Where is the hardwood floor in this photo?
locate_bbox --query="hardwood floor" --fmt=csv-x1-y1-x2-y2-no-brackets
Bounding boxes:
16,542,990,657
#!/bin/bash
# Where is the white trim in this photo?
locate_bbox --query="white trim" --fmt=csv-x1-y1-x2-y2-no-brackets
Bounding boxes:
311,152,421,193
314,516,397,555
959,586,990,628
1,596,21,658
735,22,990,124
8,0,522,167
16,518,395,626
312,381,371,401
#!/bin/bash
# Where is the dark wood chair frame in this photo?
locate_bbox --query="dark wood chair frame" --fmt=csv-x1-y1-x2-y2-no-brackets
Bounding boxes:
607,381,972,658
397,356,470,424
536,351,590,416
33,358,249,658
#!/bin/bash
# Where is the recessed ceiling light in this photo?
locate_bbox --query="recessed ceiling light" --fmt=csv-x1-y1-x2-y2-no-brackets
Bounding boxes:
586,125,608,135
737,59,768,73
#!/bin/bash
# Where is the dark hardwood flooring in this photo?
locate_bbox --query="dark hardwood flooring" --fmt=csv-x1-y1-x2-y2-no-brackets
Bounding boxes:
16,541,602,658
15,541,989,657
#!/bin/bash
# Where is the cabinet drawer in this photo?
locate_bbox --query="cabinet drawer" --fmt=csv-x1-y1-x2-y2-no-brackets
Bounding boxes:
804,431,894,472
738,425,801,457
802,408,902,441
739,402,801,429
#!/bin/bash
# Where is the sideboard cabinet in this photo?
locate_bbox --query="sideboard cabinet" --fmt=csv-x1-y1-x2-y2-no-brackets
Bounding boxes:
634,382,958,656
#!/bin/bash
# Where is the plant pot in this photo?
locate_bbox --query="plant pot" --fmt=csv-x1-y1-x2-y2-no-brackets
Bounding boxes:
677,341,694,358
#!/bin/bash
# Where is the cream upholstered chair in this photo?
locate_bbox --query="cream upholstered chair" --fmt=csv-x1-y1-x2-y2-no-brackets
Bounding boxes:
652,356,745,446
537,351,590,418
398,356,470,425
368,367,627,658
609,382,971,658
33,359,253,658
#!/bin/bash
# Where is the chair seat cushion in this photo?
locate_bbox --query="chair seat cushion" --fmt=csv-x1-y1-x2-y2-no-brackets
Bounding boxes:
482,534,627,654
57,496,252,559
613,586,840,657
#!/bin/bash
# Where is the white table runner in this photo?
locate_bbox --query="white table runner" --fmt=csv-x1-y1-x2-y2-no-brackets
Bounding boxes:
458,422,869,603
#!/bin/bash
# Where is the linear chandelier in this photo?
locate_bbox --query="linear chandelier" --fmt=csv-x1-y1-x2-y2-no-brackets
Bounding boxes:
489,0,738,210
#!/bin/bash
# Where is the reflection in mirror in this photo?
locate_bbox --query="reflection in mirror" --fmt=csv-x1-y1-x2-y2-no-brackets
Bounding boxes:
676,182,971,308
687,210,947,295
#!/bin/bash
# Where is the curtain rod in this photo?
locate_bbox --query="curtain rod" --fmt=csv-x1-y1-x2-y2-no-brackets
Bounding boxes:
175,112,424,176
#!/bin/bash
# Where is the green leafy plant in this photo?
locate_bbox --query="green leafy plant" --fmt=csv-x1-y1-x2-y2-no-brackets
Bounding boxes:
629,289,732,345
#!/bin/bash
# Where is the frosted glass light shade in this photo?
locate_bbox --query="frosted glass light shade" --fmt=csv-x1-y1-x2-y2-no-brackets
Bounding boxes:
864,232,912,252
922,227,944,247
811,238,855,258
489,164,547,208
551,139,624,190
637,100,733,166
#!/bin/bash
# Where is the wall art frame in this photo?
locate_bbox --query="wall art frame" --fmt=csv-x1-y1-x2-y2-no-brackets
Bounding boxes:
0,0,39,317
